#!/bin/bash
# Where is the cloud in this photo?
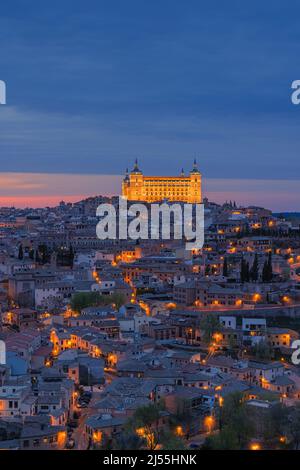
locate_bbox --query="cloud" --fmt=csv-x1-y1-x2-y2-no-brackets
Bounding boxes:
0,1,300,188
0,103,300,181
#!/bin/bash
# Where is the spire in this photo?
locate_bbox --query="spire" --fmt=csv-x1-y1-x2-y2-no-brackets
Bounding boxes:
191,158,200,173
131,158,142,173
124,168,129,181
180,168,185,177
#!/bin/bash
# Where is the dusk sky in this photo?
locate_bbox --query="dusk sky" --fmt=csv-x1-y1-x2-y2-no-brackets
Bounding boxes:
0,1,300,210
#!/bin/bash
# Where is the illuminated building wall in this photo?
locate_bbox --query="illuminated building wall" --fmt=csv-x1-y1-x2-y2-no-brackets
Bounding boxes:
122,160,202,204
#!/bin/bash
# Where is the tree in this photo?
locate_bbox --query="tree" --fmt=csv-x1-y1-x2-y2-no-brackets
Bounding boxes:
205,265,210,276
35,249,41,263
206,392,254,450
203,425,239,450
199,314,221,344
127,403,164,450
112,433,144,450
252,340,273,361
159,431,186,450
170,398,194,440
262,260,268,282
69,244,75,268
223,257,228,277
240,258,249,283
250,254,259,282
267,252,273,282
245,261,250,282
289,405,300,449
39,244,48,264
70,291,126,312
262,403,289,442
18,244,23,260
262,253,273,283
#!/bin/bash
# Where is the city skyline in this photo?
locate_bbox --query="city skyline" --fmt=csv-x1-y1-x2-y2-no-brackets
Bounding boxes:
0,171,299,211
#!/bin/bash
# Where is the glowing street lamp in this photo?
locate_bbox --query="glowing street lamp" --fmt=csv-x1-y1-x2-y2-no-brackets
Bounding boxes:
250,442,261,451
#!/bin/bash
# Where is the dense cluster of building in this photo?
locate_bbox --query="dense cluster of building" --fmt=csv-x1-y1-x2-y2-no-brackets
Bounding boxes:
1,174,300,450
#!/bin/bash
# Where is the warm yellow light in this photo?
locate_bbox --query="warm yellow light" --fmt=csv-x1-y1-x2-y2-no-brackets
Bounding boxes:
204,415,215,433
57,431,67,447
136,427,146,437
213,333,222,342
279,436,286,443
108,353,117,366
175,426,184,437
93,431,102,443
166,302,177,310
250,443,261,451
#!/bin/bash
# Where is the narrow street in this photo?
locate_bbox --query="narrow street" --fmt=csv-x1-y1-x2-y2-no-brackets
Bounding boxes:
73,391,101,450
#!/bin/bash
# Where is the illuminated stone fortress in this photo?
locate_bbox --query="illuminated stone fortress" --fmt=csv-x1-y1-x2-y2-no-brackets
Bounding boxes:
122,159,202,203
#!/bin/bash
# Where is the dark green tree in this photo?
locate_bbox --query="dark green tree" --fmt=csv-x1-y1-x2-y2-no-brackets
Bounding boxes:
289,405,300,449
69,244,75,268
250,254,259,282
18,244,23,260
205,265,210,276
262,260,268,282
70,291,126,313
245,261,250,282
112,433,144,450
203,425,239,450
199,314,221,344
240,258,249,283
35,249,41,263
252,340,273,361
127,403,164,450
267,252,273,282
223,257,228,277
159,431,186,450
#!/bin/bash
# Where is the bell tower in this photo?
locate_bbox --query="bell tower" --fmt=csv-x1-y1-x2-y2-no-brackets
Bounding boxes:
189,159,202,203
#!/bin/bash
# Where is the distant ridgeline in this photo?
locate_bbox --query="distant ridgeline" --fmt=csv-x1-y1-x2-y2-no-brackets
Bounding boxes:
273,212,300,220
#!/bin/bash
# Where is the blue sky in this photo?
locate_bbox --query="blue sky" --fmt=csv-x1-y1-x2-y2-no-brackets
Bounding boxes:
0,1,300,208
